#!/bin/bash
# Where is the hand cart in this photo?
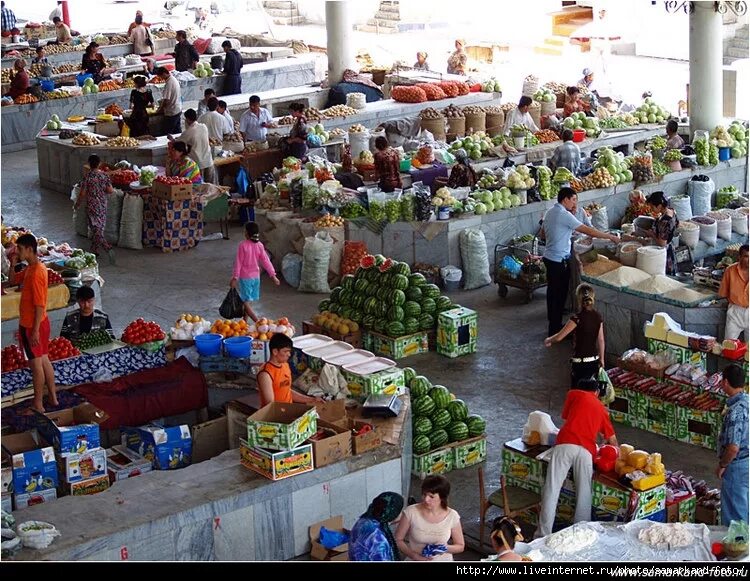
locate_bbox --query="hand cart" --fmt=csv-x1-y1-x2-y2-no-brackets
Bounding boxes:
493,244,547,303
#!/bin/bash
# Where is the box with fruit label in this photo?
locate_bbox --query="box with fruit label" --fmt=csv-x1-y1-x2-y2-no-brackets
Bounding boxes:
246,403,317,451
452,436,486,470
341,367,405,400
437,307,478,358
122,424,192,470
363,331,428,360
412,445,453,478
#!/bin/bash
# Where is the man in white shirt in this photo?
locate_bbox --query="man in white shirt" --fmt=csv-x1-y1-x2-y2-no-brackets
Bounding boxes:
49,1,63,23
198,96,227,142
503,96,539,136
155,67,182,135
217,100,235,134
179,109,216,184
239,95,274,143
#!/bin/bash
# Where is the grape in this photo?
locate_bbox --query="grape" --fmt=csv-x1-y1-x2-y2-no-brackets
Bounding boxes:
384,199,401,223
341,202,366,219
694,138,709,166
368,201,386,222
709,144,719,166
400,194,416,221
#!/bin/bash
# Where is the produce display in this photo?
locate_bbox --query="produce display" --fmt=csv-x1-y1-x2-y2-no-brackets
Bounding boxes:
391,85,427,103
534,129,559,144
432,187,458,209
321,105,358,118
121,319,166,345
415,83,447,101
73,329,114,351
594,147,633,184
630,154,655,183
310,312,359,335
67,115,85,123
72,133,101,146
47,269,64,287
106,137,141,148
110,169,139,187
58,129,81,140
716,185,739,208
608,368,723,412
315,214,345,228
303,107,327,121
448,133,492,159
154,175,192,185
481,78,502,93
633,97,671,125
12,94,39,105
663,149,683,162
442,104,465,119
581,167,616,189
476,172,501,189
507,165,535,190
105,104,124,116
562,112,600,137
170,314,212,341
48,337,81,362
139,167,156,186
348,124,367,133
210,317,294,340
192,62,215,78
415,144,435,165
648,136,667,151
532,88,556,103
536,165,553,200
342,201,367,219
1,345,28,373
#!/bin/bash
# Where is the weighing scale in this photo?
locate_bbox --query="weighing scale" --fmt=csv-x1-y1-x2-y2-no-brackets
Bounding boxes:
361,394,402,418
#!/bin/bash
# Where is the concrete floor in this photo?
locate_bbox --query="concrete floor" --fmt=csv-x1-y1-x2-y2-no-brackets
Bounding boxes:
0,148,720,558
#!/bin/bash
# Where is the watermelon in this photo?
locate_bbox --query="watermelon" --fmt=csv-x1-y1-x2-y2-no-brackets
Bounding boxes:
379,257,394,272
386,321,405,337
329,303,341,315
403,301,421,317
403,367,416,385
381,272,394,287
377,287,390,301
373,254,386,266
409,273,427,287
419,313,435,330
421,298,436,314
388,289,406,306
362,314,376,329
423,284,441,299
350,309,363,324
391,274,409,291
436,296,453,311
364,297,378,314
340,306,353,320
341,275,355,290
403,317,419,334
414,434,431,455
466,414,486,436
330,287,342,302
360,255,376,269
318,299,331,312
354,279,369,294
367,283,380,297
373,318,387,334
413,395,436,417
339,289,353,305
430,429,449,449
430,408,452,429
387,305,405,322
352,294,365,309
414,416,432,435
447,399,469,421
376,301,388,318
393,262,411,277
406,286,423,302
447,421,469,442
354,266,366,279
366,268,381,283
429,385,452,409
410,376,432,398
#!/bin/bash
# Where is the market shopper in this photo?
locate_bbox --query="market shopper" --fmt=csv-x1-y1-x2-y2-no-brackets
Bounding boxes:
127,10,150,35
283,102,309,160
239,95,274,143
549,129,581,176
221,40,242,95
489,517,527,562
544,283,605,387
257,333,319,407
166,141,203,184
128,14,153,57
197,88,215,118
536,377,618,538
502,96,539,136
230,221,279,323
665,119,685,150
173,30,199,72
719,244,749,341
542,187,619,336
52,16,72,44
49,1,63,23
447,149,478,188
579,68,595,89
644,191,679,275
60,286,112,343
413,52,430,71
1,1,17,33
127,75,154,137
198,96,226,142
77,155,115,262
395,475,464,561
154,66,182,135
446,39,467,75
374,136,402,193
180,109,215,184
16,233,59,413
716,364,749,526
349,492,405,561
5,58,28,100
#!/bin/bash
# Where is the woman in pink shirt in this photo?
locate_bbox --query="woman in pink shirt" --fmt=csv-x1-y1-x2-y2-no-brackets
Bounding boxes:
230,222,279,322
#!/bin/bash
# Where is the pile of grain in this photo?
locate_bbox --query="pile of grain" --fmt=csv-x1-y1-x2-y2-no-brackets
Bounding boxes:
628,275,685,295
583,257,622,277
663,288,714,304
596,266,651,288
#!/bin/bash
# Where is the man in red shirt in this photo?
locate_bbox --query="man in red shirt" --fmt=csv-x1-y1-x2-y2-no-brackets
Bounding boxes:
536,377,618,537
16,234,58,412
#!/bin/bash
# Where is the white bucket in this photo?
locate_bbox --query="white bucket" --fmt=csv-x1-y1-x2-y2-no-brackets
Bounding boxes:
636,245,667,276
349,130,370,162
678,222,700,249
619,242,642,267
730,208,749,235
513,136,525,149
437,206,451,220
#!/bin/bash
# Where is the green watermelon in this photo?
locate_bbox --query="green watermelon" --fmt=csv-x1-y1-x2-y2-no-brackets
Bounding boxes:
354,279,369,294
409,273,427,287
406,286,423,302
373,254,386,266
364,297,378,315
448,421,469,442
447,399,469,421
421,298,436,314
376,301,388,318
410,376,432,398
330,287,342,302
341,275,355,291
429,385,452,409
430,429,449,449
403,367,416,385
430,408,452,429
386,321,405,337
387,305,405,322
414,416,432,435
340,306,353,320
436,296,453,311
389,289,406,306
403,301,421,318
318,299,331,312
377,287,390,301
367,283,380,297
329,303,341,315
419,313,435,330
423,284,441,299
354,266,367,279
403,317,419,334
413,395,436,417
414,434,431,455
362,314,376,329
391,274,409,291
366,268,381,283
466,414,486,436
393,262,411,277
352,294,365,309
381,272,394,287
339,289,353,305
373,318,387,334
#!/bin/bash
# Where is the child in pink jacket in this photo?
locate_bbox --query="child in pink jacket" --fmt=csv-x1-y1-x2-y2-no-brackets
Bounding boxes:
230,222,279,322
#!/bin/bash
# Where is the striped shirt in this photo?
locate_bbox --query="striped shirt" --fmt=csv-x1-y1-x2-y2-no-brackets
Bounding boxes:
719,392,749,461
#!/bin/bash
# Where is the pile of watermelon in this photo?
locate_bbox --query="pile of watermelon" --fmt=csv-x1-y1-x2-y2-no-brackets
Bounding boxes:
404,367,486,455
318,254,456,337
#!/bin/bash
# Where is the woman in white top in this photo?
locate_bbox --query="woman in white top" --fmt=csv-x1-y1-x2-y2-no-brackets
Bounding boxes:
178,109,216,184
503,96,539,136
128,14,152,57
395,475,464,561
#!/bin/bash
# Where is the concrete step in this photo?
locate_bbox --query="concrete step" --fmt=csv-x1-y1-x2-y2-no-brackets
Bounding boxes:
265,8,298,17
729,46,749,58
374,11,400,21
534,45,564,57
550,6,593,26
270,15,305,25
544,36,566,47
356,23,398,34
379,4,400,13
553,22,584,37
369,17,402,27
731,36,749,49
263,1,296,9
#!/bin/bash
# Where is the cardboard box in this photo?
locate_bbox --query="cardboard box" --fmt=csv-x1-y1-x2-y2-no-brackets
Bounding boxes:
14,487,57,510
309,516,349,561
412,445,454,478
695,504,721,526
106,446,153,482
646,397,677,439
239,439,314,481
643,509,667,523
314,399,348,430
341,367,405,400
226,394,261,450
34,403,109,455
151,181,193,201
122,424,192,470
246,402,317,451
308,420,352,468
452,436,487,470
501,447,546,489
667,494,696,523
191,417,228,464
57,446,107,483
363,331,428,360
350,419,381,455
591,476,630,519
250,340,270,365
2,432,58,495
437,307,478,358
302,321,363,350
505,475,542,495
63,473,111,497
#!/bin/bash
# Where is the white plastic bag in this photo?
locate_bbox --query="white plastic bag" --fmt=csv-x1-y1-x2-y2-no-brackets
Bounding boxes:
687,177,714,217
118,193,144,250
308,363,349,399
671,195,693,222
590,206,609,231
298,231,333,294
281,253,303,289
522,411,559,446
17,521,60,550
104,189,125,244
460,229,492,290
92,368,114,383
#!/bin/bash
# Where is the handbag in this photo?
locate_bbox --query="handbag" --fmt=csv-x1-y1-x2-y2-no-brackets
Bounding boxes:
144,26,154,48
219,288,244,319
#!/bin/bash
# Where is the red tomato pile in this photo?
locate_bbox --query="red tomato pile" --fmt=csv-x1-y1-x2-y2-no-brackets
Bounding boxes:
154,176,192,186
110,169,139,187
48,337,81,361
47,269,64,287
121,318,166,345
2,345,28,372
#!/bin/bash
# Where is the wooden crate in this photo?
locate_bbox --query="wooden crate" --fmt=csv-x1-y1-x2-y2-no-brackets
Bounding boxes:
151,181,193,201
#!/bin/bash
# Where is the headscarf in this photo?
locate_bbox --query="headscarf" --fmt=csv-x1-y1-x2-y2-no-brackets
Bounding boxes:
417,51,427,60
455,39,465,49
454,148,470,167
361,492,404,560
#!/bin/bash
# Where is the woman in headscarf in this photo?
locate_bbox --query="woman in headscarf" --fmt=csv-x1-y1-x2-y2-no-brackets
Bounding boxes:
349,492,404,561
447,149,478,188
645,190,679,274
446,39,467,75
413,52,430,71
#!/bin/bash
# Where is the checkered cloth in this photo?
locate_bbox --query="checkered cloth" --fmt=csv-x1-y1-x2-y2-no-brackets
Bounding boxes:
143,197,204,252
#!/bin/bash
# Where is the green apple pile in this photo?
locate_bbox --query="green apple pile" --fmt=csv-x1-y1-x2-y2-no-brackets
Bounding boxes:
633,97,670,125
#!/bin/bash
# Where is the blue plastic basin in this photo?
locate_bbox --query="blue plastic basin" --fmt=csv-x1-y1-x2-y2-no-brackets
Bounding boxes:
194,333,223,356
223,336,252,358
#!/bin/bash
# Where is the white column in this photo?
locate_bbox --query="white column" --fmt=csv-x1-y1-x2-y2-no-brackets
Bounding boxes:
325,0,354,85
689,2,723,134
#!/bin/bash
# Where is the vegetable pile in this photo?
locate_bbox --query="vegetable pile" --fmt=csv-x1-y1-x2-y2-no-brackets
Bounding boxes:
121,319,166,345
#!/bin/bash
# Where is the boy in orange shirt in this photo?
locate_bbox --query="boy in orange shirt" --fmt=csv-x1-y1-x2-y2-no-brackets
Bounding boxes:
257,334,319,407
16,234,58,412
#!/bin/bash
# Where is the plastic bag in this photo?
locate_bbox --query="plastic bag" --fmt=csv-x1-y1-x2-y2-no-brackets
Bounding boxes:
687,176,714,217
590,206,609,231
341,241,368,276
104,189,125,244
92,368,114,383
118,194,144,250
671,195,693,222
220,288,245,319
298,231,333,294
308,363,349,399
522,411,559,446
17,521,60,550
319,526,349,549
236,166,250,196
459,229,492,290
725,520,748,547
440,266,462,282
281,253,303,289
500,255,523,279
598,367,615,405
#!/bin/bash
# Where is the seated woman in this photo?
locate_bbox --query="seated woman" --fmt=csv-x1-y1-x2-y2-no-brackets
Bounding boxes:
665,119,684,150
166,141,203,184
645,190,679,274
447,149,478,188
373,136,402,193
349,492,404,561
563,86,589,118
489,517,528,561
6,59,29,100
60,286,112,343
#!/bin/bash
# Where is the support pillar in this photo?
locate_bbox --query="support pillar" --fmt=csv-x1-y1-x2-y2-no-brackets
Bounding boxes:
325,0,354,85
61,1,70,27
689,2,723,135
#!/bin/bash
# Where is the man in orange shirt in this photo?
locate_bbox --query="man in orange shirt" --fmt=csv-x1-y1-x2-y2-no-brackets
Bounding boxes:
257,334,319,407
719,244,749,341
536,377,618,538
16,234,58,412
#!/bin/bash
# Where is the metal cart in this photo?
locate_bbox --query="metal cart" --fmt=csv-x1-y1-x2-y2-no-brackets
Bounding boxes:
493,244,547,303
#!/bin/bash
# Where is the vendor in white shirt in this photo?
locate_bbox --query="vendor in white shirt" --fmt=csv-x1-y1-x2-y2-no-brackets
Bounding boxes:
198,96,226,142
216,100,235,134
503,96,539,136
239,95,275,143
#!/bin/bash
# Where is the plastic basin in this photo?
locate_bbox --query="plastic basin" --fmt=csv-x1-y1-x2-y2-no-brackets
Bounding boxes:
76,73,93,87
224,336,252,358
194,333,223,356
718,147,731,162
572,129,586,143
